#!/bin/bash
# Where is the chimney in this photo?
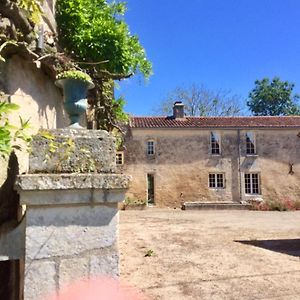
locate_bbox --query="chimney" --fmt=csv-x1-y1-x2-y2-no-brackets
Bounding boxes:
173,101,185,119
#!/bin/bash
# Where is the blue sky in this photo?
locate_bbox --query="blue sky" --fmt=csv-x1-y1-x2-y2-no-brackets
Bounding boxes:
116,0,300,116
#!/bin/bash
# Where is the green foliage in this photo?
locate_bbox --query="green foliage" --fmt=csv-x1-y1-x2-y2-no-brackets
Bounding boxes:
56,70,92,82
38,131,97,173
92,78,129,131
0,101,31,158
144,249,155,257
18,0,44,24
112,96,129,123
78,147,96,173
56,0,152,78
113,129,123,150
247,77,300,116
124,197,146,205
39,131,77,172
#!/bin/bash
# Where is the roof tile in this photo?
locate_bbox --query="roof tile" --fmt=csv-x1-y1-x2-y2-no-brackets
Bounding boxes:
131,116,300,128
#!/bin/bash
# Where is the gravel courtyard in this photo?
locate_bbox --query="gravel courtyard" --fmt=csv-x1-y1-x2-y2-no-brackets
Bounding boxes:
119,209,300,300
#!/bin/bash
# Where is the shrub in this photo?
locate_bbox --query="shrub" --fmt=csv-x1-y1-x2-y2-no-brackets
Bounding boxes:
56,70,92,82
252,198,300,211
124,197,146,206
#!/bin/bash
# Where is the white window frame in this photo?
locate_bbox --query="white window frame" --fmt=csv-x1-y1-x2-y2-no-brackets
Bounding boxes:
116,152,124,165
244,173,261,195
208,173,225,189
246,132,256,155
210,132,221,155
147,140,155,155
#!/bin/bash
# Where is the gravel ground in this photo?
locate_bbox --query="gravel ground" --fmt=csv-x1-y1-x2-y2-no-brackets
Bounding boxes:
119,209,300,300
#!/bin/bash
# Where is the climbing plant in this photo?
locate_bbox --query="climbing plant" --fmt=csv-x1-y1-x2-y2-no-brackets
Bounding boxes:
0,0,152,132
56,0,152,130
56,0,152,77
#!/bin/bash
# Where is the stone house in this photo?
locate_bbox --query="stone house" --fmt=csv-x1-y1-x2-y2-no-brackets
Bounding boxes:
120,102,300,208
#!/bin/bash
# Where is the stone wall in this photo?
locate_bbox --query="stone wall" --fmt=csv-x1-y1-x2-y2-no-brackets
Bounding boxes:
14,129,130,300
0,55,68,187
21,195,120,300
0,0,62,187
123,128,300,207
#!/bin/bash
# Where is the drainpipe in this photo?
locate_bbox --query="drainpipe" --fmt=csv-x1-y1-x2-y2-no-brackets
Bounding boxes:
237,129,242,203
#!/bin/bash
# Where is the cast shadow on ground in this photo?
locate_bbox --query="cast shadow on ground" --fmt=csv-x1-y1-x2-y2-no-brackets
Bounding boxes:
236,239,300,258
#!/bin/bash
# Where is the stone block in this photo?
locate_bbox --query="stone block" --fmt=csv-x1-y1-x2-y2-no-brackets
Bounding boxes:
24,260,56,300
19,189,128,206
25,206,118,260
59,257,89,289
15,173,130,193
90,251,119,277
0,217,25,261
29,129,116,174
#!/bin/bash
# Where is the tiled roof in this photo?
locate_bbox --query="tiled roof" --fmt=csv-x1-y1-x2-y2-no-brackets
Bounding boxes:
131,116,300,129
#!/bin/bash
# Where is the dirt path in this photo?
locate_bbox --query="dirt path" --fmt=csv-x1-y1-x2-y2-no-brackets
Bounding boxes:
119,209,300,300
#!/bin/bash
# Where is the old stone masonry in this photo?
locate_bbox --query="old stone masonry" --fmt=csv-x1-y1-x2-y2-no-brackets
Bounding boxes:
0,128,130,300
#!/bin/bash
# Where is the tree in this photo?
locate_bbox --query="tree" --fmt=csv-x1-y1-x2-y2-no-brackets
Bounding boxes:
56,0,153,130
247,77,300,116
154,84,243,116
56,0,152,78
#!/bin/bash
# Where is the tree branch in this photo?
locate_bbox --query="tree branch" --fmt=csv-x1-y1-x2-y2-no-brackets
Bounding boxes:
0,0,33,39
94,69,133,80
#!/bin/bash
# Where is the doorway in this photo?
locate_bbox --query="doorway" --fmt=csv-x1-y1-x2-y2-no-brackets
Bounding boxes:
147,174,154,205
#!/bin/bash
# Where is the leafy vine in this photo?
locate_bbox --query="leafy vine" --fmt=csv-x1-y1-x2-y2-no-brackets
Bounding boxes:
0,99,31,158
56,0,152,130
0,0,152,134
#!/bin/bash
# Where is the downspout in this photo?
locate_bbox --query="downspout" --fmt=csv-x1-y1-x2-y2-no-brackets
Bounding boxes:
237,129,242,203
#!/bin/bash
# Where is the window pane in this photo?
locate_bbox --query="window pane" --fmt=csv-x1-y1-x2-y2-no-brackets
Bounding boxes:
217,174,224,188
147,141,154,155
252,173,259,194
209,174,224,188
211,132,220,154
245,173,251,194
245,173,260,194
246,133,255,154
209,174,215,187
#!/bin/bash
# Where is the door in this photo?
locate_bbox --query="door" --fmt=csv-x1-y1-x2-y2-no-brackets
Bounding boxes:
147,174,154,205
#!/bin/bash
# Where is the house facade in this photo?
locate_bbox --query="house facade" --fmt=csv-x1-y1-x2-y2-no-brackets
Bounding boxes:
120,102,300,207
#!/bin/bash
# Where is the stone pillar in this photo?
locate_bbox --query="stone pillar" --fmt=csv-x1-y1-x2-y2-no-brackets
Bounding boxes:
15,129,130,300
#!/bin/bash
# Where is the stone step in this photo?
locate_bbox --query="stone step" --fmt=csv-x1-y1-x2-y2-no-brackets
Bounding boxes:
182,202,251,210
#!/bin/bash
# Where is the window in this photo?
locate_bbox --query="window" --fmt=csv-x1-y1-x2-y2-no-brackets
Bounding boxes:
246,132,256,155
244,173,260,194
147,140,155,155
209,173,225,188
116,152,124,165
210,132,220,155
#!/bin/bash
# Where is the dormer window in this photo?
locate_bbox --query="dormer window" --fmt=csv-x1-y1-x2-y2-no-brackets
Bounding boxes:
147,140,155,155
246,132,256,155
210,132,220,155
